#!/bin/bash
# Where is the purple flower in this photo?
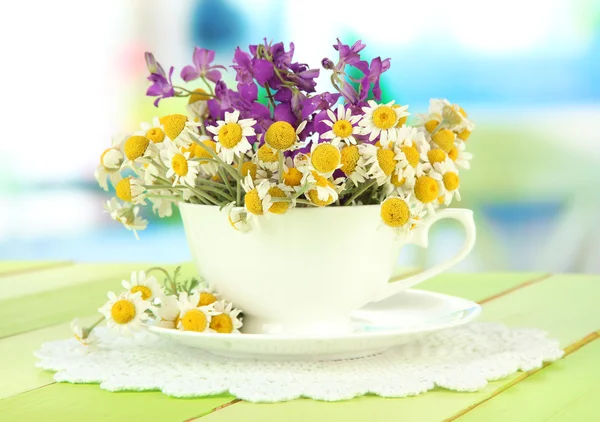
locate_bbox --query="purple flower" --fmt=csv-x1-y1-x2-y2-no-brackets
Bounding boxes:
359,57,391,101
180,47,226,83
144,52,175,107
231,47,274,87
333,39,366,69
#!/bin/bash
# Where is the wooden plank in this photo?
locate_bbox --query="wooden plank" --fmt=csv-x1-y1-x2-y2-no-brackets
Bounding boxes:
0,261,71,276
454,335,600,422
0,263,197,338
0,384,234,422
0,271,533,400
0,263,155,301
198,274,600,422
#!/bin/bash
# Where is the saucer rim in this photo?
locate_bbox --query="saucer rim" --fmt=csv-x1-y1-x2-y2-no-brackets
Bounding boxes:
147,289,481,341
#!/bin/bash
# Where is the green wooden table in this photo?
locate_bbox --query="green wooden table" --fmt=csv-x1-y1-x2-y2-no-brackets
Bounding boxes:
1,261,598,421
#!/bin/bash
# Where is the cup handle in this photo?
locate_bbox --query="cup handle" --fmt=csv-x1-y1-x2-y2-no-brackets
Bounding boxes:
372,208,476,302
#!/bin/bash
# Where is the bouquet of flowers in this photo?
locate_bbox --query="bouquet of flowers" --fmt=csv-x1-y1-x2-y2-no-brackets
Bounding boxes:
96,39,474,237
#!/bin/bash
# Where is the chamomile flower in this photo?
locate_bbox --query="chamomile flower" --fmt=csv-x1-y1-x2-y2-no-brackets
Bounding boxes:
429,99,474,133
380,194,423,234
210,301,243,334
161,141,200,187
121,270,165,303
186,88,210,121
176,292,216,333
281,157,304,189
321,105,362,146
448,141,473,169
224,202,254,233
183,135,219,176
207,110,257,164
137,117,166,145
114,177,146,205
339,144,368,186
303,171,339,206
95,143,124,191
412,174,442,214
99,290,154,336
70,318,97,346
361,143,398,186
155,295,180,329
309,142,342,176
149,191,174,218
194,283,221,307
159,114,191,146
241,174,274,216
359,100,409,144
431,161,462,206
256,142,280,172
122,134,157,166
264,120,307,151
431,128,457,154
104,198,148,239
139,162,160,185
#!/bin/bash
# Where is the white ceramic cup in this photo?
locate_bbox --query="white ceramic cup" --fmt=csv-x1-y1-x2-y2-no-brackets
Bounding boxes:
180,203,476,335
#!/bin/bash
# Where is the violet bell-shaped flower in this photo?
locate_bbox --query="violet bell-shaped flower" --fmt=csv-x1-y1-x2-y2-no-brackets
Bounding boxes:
144,52,175,107
358,57,391,101
180,47,226,83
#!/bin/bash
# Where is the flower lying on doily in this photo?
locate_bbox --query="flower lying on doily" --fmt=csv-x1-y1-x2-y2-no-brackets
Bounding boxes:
71,266,243,345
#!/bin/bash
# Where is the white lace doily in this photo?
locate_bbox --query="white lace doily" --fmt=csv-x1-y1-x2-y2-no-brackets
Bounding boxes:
35,322,563,402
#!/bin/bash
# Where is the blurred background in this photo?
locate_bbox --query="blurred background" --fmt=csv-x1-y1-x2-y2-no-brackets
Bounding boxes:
0,0,598,272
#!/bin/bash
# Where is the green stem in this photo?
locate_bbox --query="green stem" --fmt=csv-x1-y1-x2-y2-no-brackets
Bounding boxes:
264,84,276,111
236,155,243,206
82,316,105,339
190,188,221,205
174,85,215,97
146,267,177,294
296,199,318,207
145,194,181,200
343,179,377,206
218,168,235,198
200,76,215,95
278,151,284,184
196,185,234,201
187,129,241,181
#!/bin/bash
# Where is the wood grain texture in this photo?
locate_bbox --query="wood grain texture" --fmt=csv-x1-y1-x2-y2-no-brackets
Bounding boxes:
198,273,600,422
0,261,71,276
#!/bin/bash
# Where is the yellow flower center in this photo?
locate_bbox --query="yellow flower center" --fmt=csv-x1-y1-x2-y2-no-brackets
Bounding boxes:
376,148,398,176
332,119,353,138
124,136,150,161
245,188,263,215
372,106,397,130
241,161,258,179
438,196,445,204
340,145,360,176
457,129,471,141
428,149,447,165
210,313,234,333
130,285,152,300
391,171,405,187
146,128,165,143
311,143,341,174
443,172,460,191
283,167,303,187
268,186,289,214
400,146,419,168
188,88,211,104
181,309,207,332
307,189,334,207
424,120,439,133
115,178,132,202
211,174,222,183
257,144,278,163
218,123,243,148
198,292,217,307
381,198,410,227
265,121,297,150
432,129,455,153
172,154,189,177
414,176,439,203
448,147,458,161
160,114,187,140
110,299,136,324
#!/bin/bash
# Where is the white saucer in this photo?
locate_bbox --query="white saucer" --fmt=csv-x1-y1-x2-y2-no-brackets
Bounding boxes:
147,289,481,361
